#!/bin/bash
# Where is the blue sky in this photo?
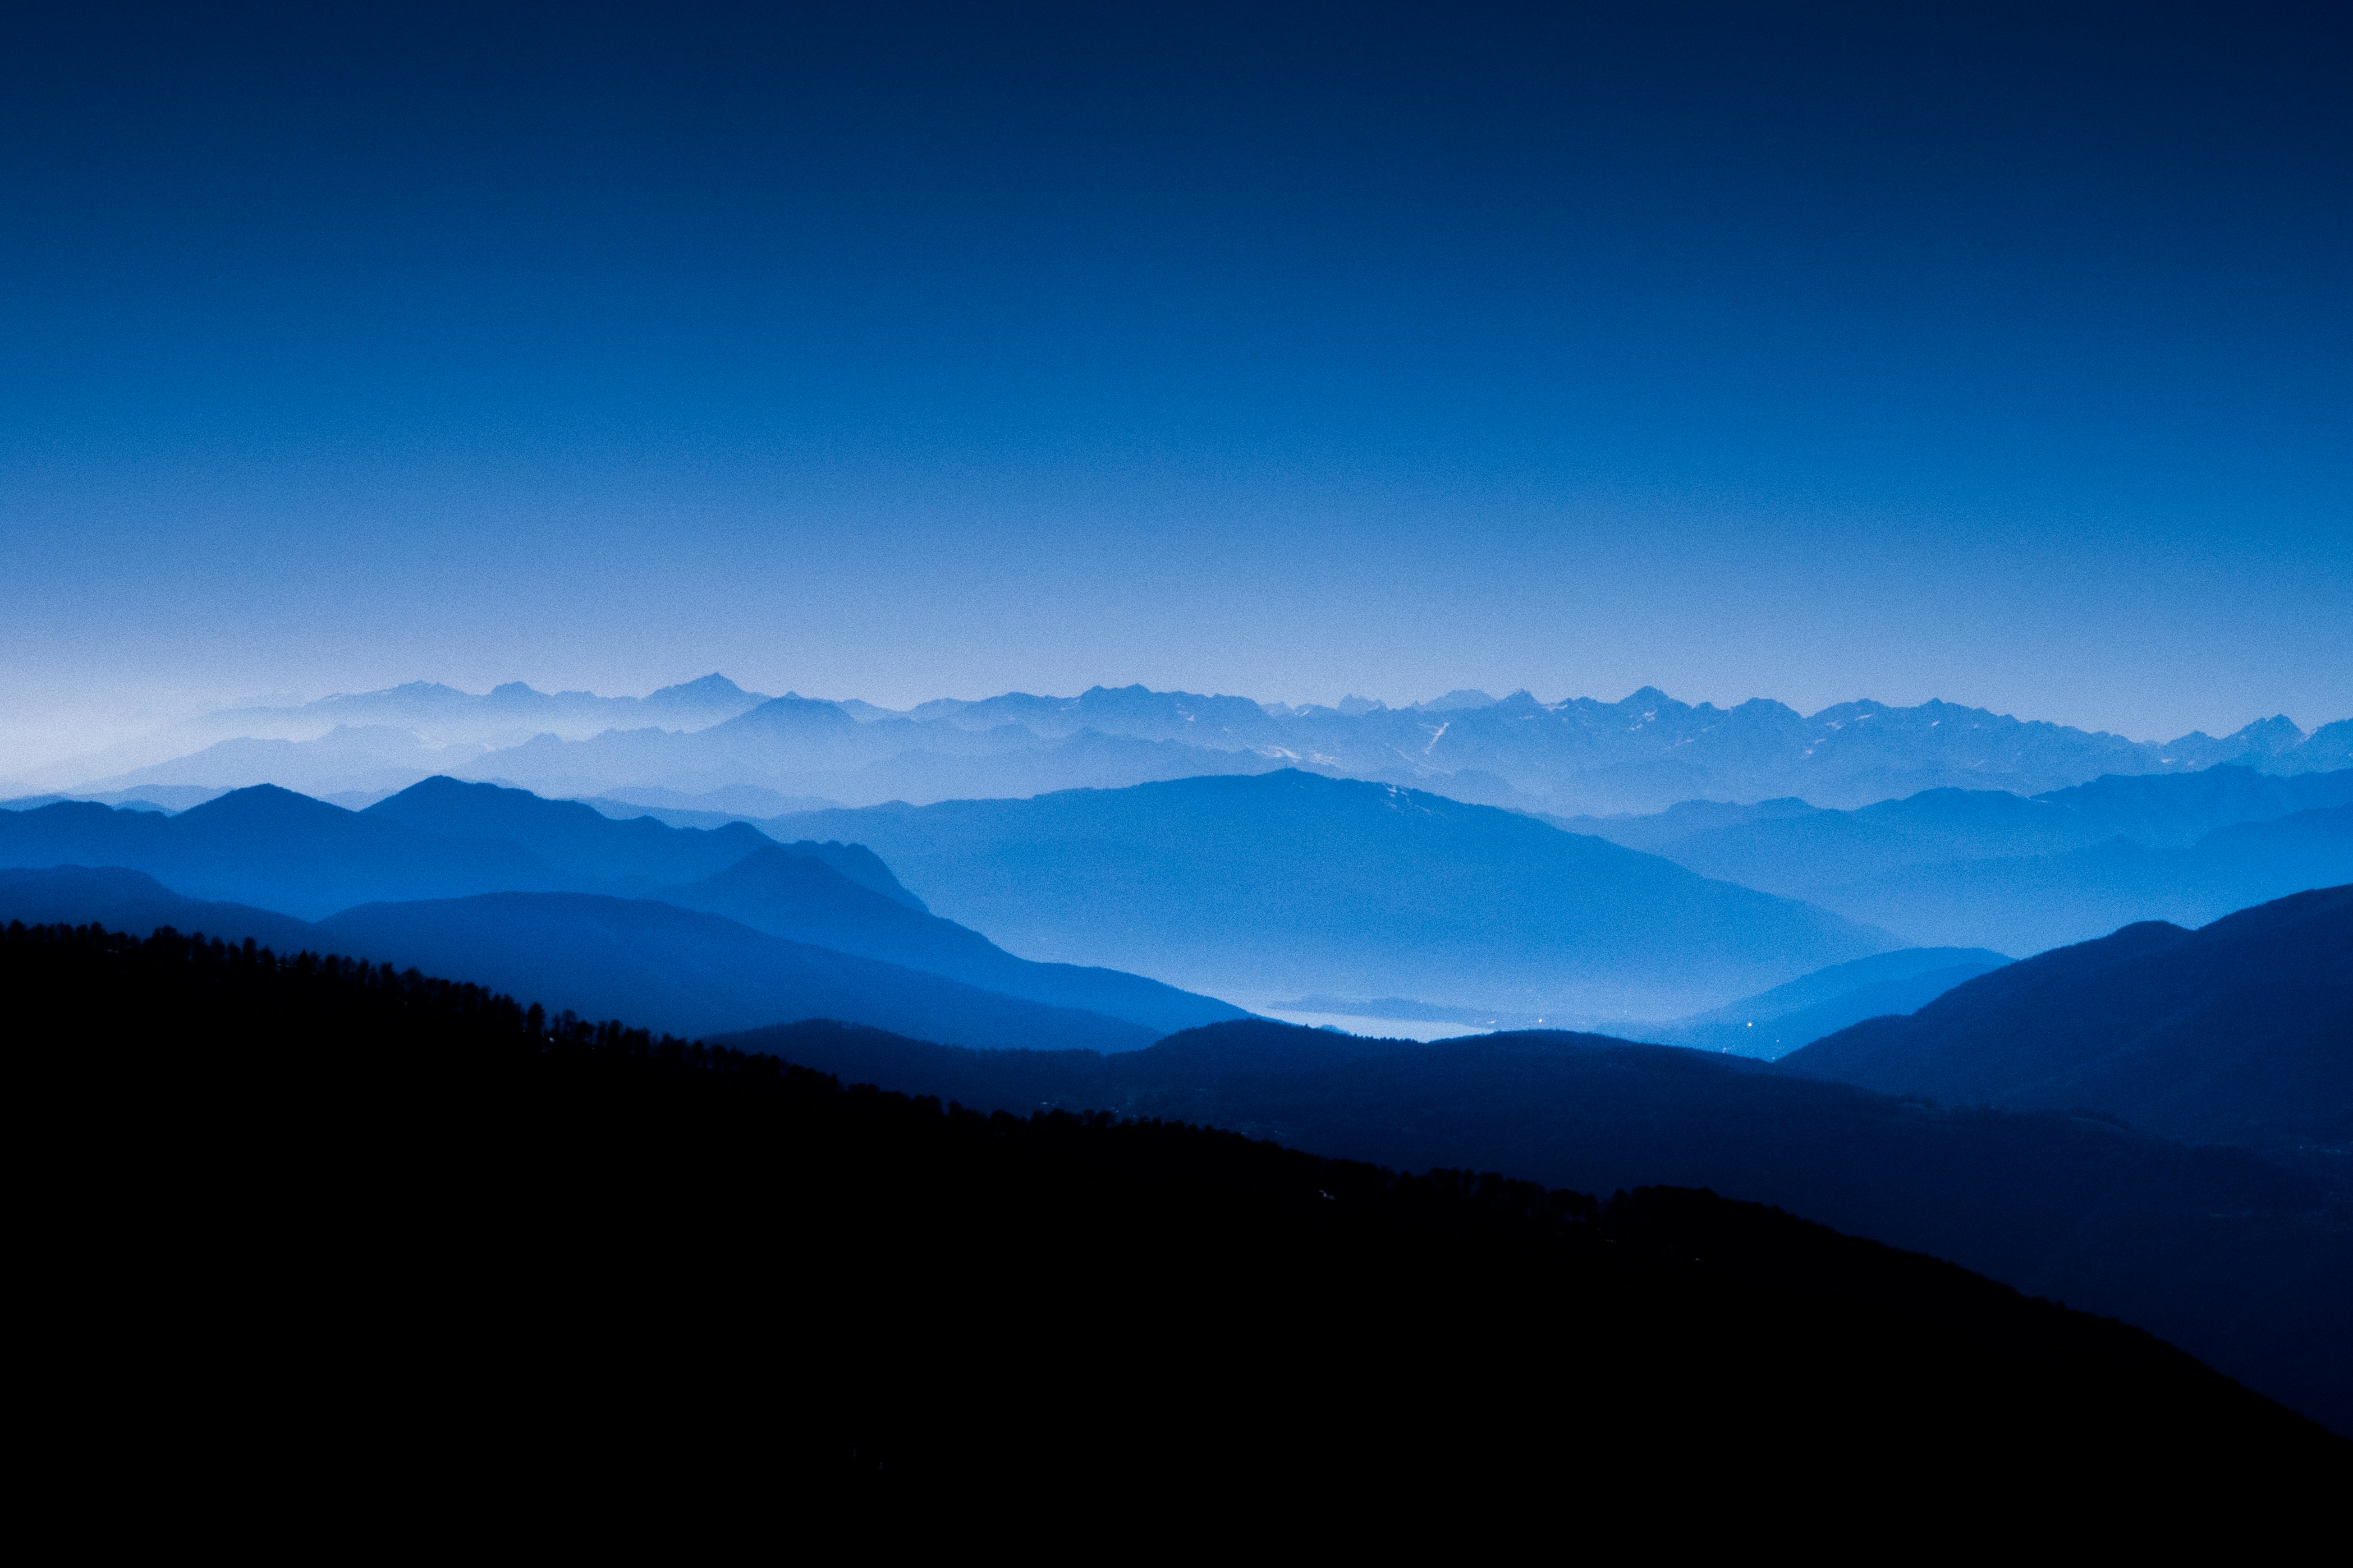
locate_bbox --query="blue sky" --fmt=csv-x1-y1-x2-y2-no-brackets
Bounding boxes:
3,2,2347,767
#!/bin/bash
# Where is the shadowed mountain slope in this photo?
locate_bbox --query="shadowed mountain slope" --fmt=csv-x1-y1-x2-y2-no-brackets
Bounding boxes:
1781,886,2353,1157
722,1014,2352,1434
769,770,1894,1017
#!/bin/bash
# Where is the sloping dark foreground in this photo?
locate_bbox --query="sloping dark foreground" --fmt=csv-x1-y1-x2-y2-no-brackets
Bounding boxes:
15,923,2340,1528
730,1017,2353,1435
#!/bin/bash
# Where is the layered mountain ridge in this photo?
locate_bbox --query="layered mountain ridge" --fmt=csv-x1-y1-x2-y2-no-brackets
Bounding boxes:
19,678,2350,815
764,770,1897,1019
0,778,1247,1045
1570,764,2353,952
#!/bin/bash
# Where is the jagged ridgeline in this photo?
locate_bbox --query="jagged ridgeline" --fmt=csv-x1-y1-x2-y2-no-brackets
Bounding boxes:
17,920,2341,1510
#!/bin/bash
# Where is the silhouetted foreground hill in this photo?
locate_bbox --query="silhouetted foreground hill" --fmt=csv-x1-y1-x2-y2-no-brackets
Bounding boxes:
1783,885,2353,1159
770,770,1893,1017
12,922,2340,1511
727,1015,2352,1433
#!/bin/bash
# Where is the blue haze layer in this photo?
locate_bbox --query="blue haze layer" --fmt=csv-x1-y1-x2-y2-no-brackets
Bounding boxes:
3,3,2347,767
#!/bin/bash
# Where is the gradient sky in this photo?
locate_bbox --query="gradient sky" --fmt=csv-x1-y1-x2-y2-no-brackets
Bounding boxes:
3,1,2347,771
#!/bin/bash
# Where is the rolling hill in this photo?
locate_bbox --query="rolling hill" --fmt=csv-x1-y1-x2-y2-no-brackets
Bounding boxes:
768,770,1896,1018
1567,766,2353,952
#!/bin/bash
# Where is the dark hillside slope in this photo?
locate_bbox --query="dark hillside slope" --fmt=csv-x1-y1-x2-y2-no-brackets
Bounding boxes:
664,848,1241,1034
771,770,1893,1016
313,893,1161,1054
12,921,2341,1509
1782,885,2353,1156
728,1016,2352,1433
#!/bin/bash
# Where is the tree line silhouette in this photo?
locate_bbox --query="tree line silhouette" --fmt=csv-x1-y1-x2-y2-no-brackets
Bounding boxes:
11,918,2341,1532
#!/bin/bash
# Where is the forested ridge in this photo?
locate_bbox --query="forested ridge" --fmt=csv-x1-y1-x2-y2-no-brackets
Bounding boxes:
14,919,2342,1523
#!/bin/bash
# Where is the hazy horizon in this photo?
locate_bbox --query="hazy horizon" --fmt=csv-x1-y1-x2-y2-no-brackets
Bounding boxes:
8,666,2346,785
6,4,2349,771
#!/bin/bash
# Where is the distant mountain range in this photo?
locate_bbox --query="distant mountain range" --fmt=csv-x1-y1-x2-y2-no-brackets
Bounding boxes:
1783,885,2353,1162
11,674,772,790
16,676,2350,815
1568,765,2353,953
767,770,1898,1019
